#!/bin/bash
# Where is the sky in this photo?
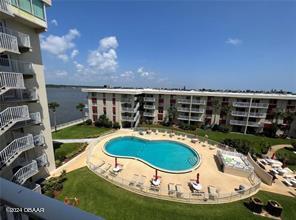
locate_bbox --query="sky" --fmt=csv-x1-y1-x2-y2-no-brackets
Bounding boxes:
42,0,296,91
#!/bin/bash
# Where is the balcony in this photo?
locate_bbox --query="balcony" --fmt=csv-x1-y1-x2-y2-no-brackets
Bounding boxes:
122,102,139,113
0,105,30,135
233,102,269,108
34,134,45,146
192,99,206,105
249,112,266,118
177,99,191,104
1,88,38,102
0,0,13,15
231,111,248,117
121,96,137,103
30,112,42,124
122,111,140,122
177,107,190,112
0,57,35,74
144,97,155,102
247,121,263,127
143,112,155,117
0,71,25,95
3,27,31,49
143,104,155,110
0,134,34,168
230,120,247,126
0,32,19,53
12,160,39,185
36,153,48,167
178,115,190,120
191,108,205,113
190,116,203,122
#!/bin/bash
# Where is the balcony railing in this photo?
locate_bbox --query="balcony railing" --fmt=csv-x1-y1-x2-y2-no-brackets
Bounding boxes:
0,0,13,15
249,112,266,118
0,134,34,167
121,96,137,103
12,160,39,185
121,107,136,113
230,120,247,126
33,134,45,146
36,153,48,167
247,121,263,127
177,99,191,104
0,32,19,53
2,88,38,102
231,111,248,117
143,105,155,110
3,27,31,48
233,102,269,108
143,112,155,117
177,107,190,112
190,116,203,121
0,71,25,95
192,99,206,105
0,105,30,131
191,108,205,113
0,57,35,74
178,115,190,120
122,111,140,122
144,97,155,102
30,112,41,124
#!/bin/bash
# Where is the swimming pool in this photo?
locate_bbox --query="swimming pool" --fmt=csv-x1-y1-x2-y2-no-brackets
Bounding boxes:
104,136,201,173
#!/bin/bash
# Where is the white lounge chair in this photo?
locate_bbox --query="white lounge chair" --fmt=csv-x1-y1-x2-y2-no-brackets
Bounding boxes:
129,174,139,186
168,183,175,195
136,175,146,189
175,184,183,198
283,179,293,187
208,185,218,200
98,163,111,174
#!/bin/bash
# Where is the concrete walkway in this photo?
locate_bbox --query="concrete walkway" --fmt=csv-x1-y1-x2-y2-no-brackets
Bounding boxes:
266,144,293,158
53,138,97,144
51,117,88,132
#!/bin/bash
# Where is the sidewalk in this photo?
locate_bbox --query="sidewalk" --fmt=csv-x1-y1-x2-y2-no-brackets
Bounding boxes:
53,138,97,144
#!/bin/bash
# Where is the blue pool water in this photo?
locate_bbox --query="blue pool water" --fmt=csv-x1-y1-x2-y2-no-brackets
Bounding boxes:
104,136,200,173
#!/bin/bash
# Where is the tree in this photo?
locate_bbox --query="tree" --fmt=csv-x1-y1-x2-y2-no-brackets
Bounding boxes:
212,98,221,125
167,106,177,125
76,103,85,121
283,110,296,136
94,114,112,128
221,104,233,125
48,102,59,132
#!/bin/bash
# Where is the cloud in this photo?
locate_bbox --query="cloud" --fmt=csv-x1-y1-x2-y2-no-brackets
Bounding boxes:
71,49,79,59
73,61,85,73
51,19,58,26
137,67,155,79
225,38,242,46
120,70,135,81
41,28,80,62
55,70,68,77
87,36,118,72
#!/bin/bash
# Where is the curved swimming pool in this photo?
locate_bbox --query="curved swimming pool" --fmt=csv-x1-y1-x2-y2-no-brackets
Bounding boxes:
104,136,200,173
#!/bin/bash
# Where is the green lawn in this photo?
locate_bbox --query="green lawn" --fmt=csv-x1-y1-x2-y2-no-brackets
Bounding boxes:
52,124,111,139
54,143,85,162
276,147,296,171
141,124,294,153
57,167,296,220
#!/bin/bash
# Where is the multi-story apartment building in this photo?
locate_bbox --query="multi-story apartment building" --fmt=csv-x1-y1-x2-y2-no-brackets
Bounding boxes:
82,88,296,136
0,0,55,193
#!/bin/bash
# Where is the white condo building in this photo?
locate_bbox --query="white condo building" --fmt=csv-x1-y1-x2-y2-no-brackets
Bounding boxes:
0,0,55,193
82,88,296,136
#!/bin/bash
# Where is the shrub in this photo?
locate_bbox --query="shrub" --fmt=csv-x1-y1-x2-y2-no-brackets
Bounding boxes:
55,159,62,167
41,170,67,198
94,114,113,128
85,119,92,125
212,124,229,133
292,142,296,150
113,122,120,129
222,138,252,155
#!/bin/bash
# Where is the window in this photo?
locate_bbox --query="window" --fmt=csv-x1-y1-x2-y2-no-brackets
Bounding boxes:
158,114,163,121
19,0,32,13
159,98,164,104
91,98,97,104
92,106,97,114
113,107,116,114
32,0,45,19
103,98,106,105
93,115,97,121
112,98,116,105
158,107,163,113
113,116,116,122
103,107,106,115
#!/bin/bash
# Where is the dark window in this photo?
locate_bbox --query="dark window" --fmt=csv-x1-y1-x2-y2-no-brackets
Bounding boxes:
92,106,97,114
93,115,98,121
158,114,163,121
113,116,116,122
103,107,106,115
103,98,106,105
113,107,116,114
112,98,116,105
91,98,97,104
158,107,163,113
159,98,164,104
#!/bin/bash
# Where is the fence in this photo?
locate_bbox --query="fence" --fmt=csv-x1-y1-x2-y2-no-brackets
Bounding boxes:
86,129,261,204
51,117,89,132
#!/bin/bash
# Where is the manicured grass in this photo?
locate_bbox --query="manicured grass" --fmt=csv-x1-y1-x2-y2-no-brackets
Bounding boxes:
54,143,84,161
57,167,296,220
52,124,111,139
276,147,296,171
142,124,294,153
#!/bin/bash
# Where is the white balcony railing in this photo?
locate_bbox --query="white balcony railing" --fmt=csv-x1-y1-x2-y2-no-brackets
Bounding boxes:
0,57,35,74
30,112,41,124
0,0,12,15
0,105,30,130
178,115,190,120
12,160,39,185
231,111,248,117
251,103,269,108
192,99,206,105
122,111,140,122
121,107,135,113
143,112,155,117
249,112,267,118
0,32,19,53
230,120,247,126
3,27,31,48
143,105,155,110
247,121,263,127
144,97,155,102
33,134,45,146
2,88,38,102
233,102,269,108
177,107,190,112
177,99,191,104
0,72,25,95
191,108,205,113
0,134,34,167
36,153,48,167
190,116,203,122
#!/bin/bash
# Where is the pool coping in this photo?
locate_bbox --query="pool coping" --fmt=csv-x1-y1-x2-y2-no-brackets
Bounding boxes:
102,135,202,174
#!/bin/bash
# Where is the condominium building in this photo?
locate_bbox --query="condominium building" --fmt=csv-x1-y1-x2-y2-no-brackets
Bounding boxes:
82,88,296,136
0,0,55,194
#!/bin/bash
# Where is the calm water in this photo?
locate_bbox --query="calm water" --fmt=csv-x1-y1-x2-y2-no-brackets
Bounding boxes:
46,87,87,126
104,136,200,172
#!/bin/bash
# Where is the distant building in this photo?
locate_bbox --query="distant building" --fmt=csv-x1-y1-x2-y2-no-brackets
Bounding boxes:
0,0,55,193
82,88,296,136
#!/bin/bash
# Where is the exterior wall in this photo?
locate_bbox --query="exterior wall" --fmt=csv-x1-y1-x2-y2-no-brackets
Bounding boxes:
0,2,54,189
82,89,296,135
247,154,273,185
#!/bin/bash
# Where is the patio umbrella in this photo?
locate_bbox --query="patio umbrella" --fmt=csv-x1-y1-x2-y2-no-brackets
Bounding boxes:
271,153,275,159
155,169,158,180
115,157,118,167
196,173,200,184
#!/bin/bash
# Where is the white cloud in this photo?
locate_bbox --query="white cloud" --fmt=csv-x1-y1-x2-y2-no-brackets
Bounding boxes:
71,49,79,59
120,70,135,81
41,28,80,62
225,38,242,46
87,36,118,72
51,19,58,26
73,61,85,73
137,67,155,79
55,70,68,77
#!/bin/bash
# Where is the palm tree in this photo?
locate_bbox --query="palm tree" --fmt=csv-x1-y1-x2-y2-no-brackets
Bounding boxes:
167,106,177,125
283,110,296,135
212,98,221,125
48,102,60,132
76,103,85,122
221,104,233,125
274,108,285,125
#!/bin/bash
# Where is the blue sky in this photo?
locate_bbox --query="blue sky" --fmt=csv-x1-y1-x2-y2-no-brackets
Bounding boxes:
42,1,296,91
